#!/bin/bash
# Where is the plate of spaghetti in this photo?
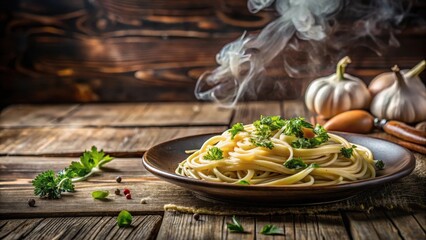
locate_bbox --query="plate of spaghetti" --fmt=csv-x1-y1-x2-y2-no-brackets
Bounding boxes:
143,116,415,205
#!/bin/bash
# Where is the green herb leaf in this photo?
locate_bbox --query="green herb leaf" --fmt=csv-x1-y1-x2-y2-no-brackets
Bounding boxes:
32,146,114,199
227,216,244,233
230,123,245,139
283,117,313,137
238,180,250,185
284,158,308,170
291,124,329,149
92,190,109,199
310,163,320,168
340,145,357,158
375,160,385,170
260,224,284,235
203,147,223,160
251,123,274,149
117,210,133,227
32,170,75,199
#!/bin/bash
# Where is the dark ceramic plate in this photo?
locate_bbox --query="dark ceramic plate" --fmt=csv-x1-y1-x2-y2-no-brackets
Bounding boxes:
142,132,415,205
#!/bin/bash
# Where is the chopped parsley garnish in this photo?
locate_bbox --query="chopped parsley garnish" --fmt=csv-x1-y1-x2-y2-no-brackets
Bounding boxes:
238,180,250,185
260,224,284,235
227,216,245,233
32,146,113,199
284,158,308,169
291,124,329,149
230,123,245,139
250,115,285,149
283,117,313,137
203,147,223,160
375,160,385,170
341,145,357,158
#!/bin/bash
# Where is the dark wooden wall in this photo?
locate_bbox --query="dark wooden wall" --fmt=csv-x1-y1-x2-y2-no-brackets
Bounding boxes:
0,0,425,106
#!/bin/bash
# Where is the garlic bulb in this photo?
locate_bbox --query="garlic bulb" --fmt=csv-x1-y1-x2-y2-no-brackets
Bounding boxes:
370,65,426,123
305,56,371,118
369,60,425,97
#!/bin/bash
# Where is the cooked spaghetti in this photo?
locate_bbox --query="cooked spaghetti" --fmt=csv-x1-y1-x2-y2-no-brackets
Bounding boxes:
176,116,379,186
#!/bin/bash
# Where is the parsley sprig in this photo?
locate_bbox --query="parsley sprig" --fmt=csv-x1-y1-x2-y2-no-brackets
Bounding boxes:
227,216,245,233
250,116,285,149
203,147,223,160
284,158,307,169
229,123,245,139
290,124,330,149
341,145,357,158
260,224,284,235
32,146,113,199
375,160,385,170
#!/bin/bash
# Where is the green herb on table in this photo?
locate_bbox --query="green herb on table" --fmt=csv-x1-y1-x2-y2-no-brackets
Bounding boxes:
203,147,223,160
227,215,245,233
284,158,308,170
340,145,357,158
237,180,250,185
375,160,385,170
92,190,109,199
260,224,284,235
32,146,113,199
230,123,245,139
117,210,133,227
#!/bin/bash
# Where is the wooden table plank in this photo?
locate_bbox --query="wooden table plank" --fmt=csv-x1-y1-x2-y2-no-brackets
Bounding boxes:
60,103,233,127
281,100,312,120
0,105,79,127
0,126,225,156
385,210,426,240
231,101,281,125
0,103,232,128
345,210,416,240
0,215,162,240
157,212,225,240
158,213,351,239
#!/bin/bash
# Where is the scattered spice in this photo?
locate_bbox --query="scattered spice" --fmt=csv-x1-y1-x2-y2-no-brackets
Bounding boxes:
125,194,132,199
115,176,122,183
140,198,147,204
193,213,200,221
92,190,109,200
28,198,36,207
123,188,130,195
115,189,121,195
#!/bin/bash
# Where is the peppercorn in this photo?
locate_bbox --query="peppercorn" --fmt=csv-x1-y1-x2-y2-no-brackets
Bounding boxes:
28,198,36,207
115,188,121,195
125,194,132,199
123,188,130,195
140,198,147,204
193,213,200,221
116,176,122,183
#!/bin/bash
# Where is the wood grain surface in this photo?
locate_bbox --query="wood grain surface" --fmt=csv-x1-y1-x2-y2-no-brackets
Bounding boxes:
1,1,425,106
0,101,425,239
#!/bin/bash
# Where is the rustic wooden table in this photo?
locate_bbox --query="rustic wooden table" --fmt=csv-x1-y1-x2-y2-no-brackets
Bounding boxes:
0,101,424,240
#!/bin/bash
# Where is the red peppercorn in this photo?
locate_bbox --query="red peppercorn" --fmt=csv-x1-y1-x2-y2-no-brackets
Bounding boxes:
123,188,130,195
125,193,132,199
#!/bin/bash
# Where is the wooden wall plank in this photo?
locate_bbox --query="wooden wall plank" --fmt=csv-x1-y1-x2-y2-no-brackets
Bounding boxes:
0,126,225,156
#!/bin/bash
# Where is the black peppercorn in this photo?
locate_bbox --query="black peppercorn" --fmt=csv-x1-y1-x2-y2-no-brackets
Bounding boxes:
115,188,121,195
193,213,200,221
116,176,122,183
28,198,36,207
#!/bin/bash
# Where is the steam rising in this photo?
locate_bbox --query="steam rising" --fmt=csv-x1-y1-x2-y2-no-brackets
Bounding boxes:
195,0,409,107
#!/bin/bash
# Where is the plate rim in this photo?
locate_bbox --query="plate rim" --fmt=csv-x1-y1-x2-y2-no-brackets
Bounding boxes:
142,132,416,192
